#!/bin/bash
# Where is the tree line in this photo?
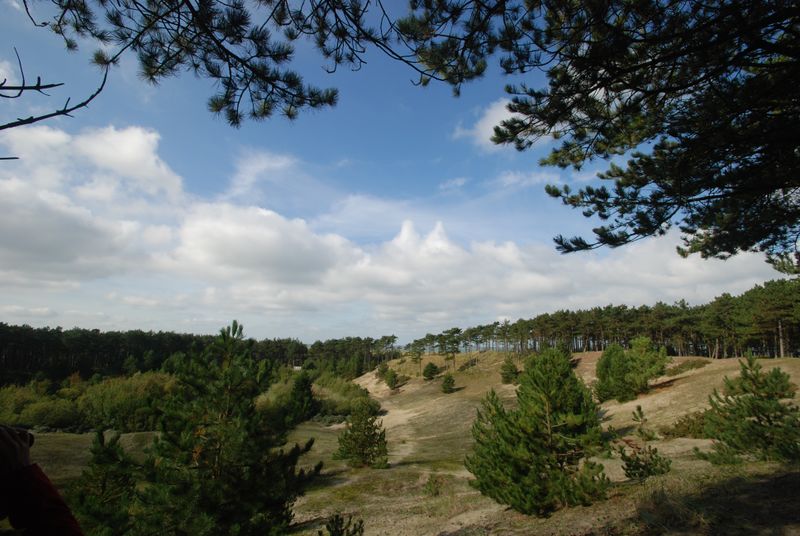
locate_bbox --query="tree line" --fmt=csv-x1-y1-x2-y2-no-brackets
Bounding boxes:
0,324,398,386
408,279,799,360
1,278,796,386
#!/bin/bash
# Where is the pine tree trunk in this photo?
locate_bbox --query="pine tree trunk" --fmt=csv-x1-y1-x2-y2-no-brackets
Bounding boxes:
778,320,785,358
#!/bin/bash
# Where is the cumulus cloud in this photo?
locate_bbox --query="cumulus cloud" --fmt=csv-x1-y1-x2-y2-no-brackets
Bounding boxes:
0,177,135,285
0,124,781,340
73,126,183,200
167,203,359,284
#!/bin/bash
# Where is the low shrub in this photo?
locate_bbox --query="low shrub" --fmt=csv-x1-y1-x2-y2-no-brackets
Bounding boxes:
665,359,710,377
659,410,709,439
422,473,448,497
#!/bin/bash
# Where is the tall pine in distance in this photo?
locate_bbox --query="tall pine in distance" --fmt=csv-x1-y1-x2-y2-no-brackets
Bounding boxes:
466,348,607,516
73,321,322,536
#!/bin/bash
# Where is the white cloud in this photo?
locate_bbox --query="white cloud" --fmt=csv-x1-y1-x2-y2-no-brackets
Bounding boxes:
493,170,559,189
0,124,782,340
0,177,136,285
0,305,56,317
439,177,467,191
167,203,360,285
73,126,183,200
224,150,297,200
453,98,514,152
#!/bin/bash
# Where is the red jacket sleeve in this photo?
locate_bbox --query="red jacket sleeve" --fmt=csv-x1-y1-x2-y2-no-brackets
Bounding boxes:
7,464,84,536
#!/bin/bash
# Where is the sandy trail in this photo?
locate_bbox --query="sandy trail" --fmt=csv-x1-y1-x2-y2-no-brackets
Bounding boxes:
355,372,423,464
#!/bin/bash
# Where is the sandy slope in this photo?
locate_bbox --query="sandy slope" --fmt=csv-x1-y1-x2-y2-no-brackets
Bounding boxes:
293,353,800,535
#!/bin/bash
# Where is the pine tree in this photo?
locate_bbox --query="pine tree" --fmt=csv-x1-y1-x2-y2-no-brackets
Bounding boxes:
441,373,455,393
335,398,388,468
422,362,440,380
500,356,519,384
616,406,671,481
129,321,320,536
384,368,399,389
699,355,800,464
69,431,137,536
465,348,607,516
318,513,365,536
284,371,320,426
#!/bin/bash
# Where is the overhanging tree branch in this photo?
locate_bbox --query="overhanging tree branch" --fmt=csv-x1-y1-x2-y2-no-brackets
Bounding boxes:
0,65,108,131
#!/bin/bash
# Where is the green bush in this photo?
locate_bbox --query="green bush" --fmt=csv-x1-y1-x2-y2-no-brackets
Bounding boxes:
78,372,173,431
422,362,440,380
0,384,39,425
20,398,81,430
441,373,455,393
313,373,379,418
659,411,709,439
595,338,669,402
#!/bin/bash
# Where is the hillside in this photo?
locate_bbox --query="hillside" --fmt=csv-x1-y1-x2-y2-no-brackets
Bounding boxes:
289,352,800,535
13,352,800,535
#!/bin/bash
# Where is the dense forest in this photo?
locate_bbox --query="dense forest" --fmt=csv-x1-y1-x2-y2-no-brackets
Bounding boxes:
411,279,799,360
1,279,797,386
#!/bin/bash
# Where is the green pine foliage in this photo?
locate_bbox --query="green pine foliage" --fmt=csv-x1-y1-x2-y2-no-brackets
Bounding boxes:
616,407,671,481
73,321,323,536
68,431,137,536
595,337,669,402
659,410,709,439
284,371,320,426
376,362,389,380
384,368,399,389
441,373,455,393
465,348,608,516
335,398,389,468
422,362,440,380
500,356,520,384
698,355,800,464
318,513,365,536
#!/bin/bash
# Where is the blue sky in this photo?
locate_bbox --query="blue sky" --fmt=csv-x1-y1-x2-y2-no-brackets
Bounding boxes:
0,3,781,342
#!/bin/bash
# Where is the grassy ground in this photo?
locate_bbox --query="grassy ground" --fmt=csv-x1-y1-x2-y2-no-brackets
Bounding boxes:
5,353,799,535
